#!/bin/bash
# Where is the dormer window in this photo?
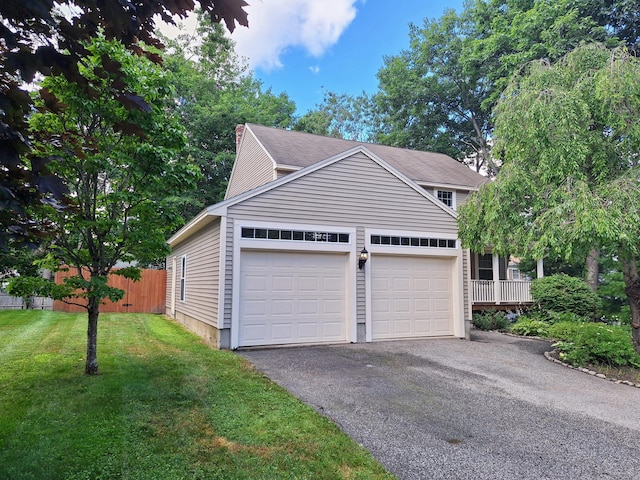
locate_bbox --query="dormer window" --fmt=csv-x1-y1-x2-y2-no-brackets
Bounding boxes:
437,190,454,208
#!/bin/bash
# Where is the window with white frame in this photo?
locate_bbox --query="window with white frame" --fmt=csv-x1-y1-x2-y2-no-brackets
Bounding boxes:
437,190,454,208
180,255,186,302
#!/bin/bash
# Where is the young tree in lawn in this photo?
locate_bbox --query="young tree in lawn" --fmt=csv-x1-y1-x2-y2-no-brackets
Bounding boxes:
10,37,199,375
458,44,640,352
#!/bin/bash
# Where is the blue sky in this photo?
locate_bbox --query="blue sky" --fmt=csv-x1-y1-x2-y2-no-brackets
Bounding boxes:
231,0,464,116
162,1,464,117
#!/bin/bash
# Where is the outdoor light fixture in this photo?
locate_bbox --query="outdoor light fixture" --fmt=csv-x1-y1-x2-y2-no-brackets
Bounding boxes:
358,248,369,269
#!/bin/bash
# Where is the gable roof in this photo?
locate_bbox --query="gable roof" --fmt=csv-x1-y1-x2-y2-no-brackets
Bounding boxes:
245,123,488,190
168,146,457,247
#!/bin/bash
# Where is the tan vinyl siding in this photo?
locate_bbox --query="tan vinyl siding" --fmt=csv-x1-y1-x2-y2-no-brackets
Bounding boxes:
222,152,461,329
456,190,470,207
170,219,221,327
226,130,275,199
229,152,457,232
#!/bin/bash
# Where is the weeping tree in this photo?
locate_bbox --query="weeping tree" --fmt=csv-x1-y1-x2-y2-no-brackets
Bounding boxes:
459,44,640,352
8,37,200,374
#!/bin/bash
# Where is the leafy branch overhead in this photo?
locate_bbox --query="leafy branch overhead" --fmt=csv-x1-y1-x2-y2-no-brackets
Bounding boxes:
0,0,248,246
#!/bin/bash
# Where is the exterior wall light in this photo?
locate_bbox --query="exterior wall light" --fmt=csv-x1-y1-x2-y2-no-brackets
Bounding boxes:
358,248,369,269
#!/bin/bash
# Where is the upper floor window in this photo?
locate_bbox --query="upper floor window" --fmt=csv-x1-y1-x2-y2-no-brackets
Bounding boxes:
437,190,454,208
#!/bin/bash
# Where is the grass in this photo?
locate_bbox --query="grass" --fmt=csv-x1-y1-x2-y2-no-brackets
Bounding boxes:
0,311,394,480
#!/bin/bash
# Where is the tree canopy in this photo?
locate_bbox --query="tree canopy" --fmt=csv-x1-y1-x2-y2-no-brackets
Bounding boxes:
373,0,627,173
458,44,640,351
294,90,377,142
0,0,248,246
163,16,297,219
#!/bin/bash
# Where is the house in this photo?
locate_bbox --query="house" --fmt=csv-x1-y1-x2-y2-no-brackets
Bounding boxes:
165,123,525,349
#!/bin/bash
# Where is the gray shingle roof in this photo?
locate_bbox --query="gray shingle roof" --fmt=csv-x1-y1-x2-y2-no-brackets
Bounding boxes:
247,123,488,189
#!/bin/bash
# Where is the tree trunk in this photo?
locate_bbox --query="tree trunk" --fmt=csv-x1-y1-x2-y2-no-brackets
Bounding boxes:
626,280,640,355
585,248,599,292
85,297,100,375
622,258,640,355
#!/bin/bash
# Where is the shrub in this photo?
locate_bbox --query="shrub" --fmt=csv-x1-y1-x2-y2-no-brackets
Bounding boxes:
472,309,509,331
530,274,600,318
509,318,550,337
548,321,640,367
546,311,590,324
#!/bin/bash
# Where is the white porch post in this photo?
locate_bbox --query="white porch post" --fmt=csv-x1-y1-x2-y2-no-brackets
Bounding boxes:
492,253,501,304
537,259,544,279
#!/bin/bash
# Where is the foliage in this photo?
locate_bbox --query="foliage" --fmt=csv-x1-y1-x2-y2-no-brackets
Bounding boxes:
0,243,40,280
472,309,510,331
294,90,378,142
598,270,631,322
509,318,550,337
0,311,393,480
458,44,640,352
0,0,248,247
162,16,296,218
373,0,624,173
375,9,495,173
549,321,640,367
546,311,591,324
530,274,601,319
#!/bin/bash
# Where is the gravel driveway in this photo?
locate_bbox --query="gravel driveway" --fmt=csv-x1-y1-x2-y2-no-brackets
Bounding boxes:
239,331,640,480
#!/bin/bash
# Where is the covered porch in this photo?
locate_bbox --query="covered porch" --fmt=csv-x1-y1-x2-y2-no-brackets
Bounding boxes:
470,253,542,310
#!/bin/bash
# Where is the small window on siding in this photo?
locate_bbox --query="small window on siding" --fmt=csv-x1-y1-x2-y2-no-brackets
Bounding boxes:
437,190,454,208
180,255,187,302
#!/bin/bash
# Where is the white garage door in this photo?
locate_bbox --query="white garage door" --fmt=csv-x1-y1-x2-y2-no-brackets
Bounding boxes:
372,255,453,340
239,250,347,347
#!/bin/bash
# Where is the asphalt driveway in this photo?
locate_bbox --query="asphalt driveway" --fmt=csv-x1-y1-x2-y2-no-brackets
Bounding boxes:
239,331,640,480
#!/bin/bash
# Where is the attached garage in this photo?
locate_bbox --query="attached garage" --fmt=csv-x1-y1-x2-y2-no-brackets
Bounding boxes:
238,250,348,347
370,255,454,340
167,126,480,349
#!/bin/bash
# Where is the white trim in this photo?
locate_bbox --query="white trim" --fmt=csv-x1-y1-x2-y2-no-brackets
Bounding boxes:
231,220,357,349
179,255,187,303
275,164,300,172
170,256,177,316
465,249,473,332
419,181,481,192
435,188,457,210
216,216,228,329
364,228,465,342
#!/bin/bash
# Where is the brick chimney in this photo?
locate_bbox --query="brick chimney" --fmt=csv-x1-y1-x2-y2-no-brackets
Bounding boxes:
235,124,245,153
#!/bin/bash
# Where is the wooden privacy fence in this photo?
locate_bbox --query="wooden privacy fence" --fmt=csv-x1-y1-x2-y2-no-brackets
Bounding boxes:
54,268,166,314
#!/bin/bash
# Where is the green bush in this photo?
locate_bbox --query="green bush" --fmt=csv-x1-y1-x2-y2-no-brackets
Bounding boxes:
472,309,509,331
546,311,590,324
509,318,550,337
548,321,640,367
530,274,600,318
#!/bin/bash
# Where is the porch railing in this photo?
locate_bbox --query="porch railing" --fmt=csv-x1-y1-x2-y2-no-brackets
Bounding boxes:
471,280,532,305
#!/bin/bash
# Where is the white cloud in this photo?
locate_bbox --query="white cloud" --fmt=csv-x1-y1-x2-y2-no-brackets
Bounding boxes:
309,65,321,74
230,0,358,71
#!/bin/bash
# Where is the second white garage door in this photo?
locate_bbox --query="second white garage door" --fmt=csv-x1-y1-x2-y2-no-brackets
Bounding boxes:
371,255,453,340
239,250,347,347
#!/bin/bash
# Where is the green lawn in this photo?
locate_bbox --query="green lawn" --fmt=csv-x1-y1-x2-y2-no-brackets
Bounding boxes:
0,311,393,480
